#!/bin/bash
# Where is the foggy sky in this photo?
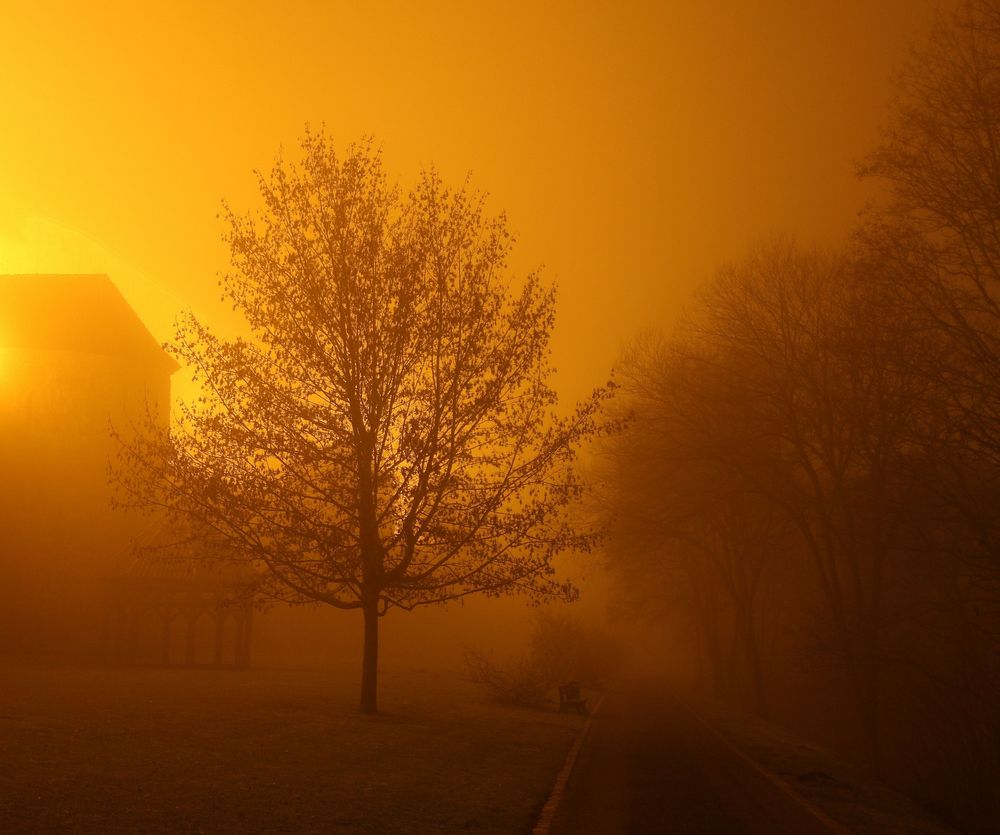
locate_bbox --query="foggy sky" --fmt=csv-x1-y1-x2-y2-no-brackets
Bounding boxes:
0,0,944,402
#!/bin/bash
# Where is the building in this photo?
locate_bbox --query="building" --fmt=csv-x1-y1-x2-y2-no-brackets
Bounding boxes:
0,274,177,656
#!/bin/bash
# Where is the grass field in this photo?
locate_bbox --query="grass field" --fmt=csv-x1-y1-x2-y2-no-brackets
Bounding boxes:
0,661,584,833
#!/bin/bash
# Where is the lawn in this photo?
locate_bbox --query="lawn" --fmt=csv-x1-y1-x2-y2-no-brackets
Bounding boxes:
0,662,583,833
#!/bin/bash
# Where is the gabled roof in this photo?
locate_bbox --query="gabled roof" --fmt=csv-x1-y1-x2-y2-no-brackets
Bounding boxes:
0,274,179,375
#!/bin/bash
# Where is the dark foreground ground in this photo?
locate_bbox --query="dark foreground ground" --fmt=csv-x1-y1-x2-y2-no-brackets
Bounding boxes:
549,682,956,835
0,662,581,833
0,663,956,834
549,685,774,835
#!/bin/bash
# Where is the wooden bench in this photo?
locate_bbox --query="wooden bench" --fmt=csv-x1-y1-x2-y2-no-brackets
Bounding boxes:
558,682,588,714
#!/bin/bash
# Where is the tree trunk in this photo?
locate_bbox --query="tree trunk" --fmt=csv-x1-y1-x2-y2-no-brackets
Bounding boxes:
859,637,882,773
698,604,726,699
360,597,379,714
740,606,770,719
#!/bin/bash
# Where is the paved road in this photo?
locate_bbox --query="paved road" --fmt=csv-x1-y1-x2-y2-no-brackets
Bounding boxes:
547,684,779,834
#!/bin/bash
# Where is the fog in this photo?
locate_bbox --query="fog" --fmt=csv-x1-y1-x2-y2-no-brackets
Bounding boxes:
3,2,1000,834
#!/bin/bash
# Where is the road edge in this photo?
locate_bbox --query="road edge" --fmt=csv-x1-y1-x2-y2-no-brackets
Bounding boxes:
531,691,608,835
676,696,855,835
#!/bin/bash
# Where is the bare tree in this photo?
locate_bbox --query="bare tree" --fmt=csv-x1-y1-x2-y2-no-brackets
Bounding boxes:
861,0,1000,632
860,5,1000,805
688,239,933,769
601,333,789,717
862,0,1000,465
115,133,612,713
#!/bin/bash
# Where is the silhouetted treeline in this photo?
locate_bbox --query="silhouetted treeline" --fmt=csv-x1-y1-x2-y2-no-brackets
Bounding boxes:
600,3,1000,831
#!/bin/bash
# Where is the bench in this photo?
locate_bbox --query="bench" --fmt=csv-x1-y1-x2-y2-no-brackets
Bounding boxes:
558,682,588,714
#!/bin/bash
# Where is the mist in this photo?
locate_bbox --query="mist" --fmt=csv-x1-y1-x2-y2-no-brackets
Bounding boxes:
3,2,998,834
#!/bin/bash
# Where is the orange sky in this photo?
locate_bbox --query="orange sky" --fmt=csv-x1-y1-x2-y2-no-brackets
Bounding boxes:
0,0,944,403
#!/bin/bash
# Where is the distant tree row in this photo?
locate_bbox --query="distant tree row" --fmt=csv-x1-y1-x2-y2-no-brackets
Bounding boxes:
599,3,1000,830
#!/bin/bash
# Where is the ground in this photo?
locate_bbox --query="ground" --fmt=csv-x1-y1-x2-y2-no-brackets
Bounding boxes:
0,663,961,834
549,685,773,834
545,681,959,834
700,699,958,835
0,661,583,833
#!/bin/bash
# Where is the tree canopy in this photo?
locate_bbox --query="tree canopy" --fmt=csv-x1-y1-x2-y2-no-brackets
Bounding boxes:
116,133,612,712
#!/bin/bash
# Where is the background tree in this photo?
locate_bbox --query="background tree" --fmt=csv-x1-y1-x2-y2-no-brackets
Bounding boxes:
860,1,1000,815
116,133,611,714
600,333,789,717
862,0,1000,476
692,240,933,769
602,240,932,768
593,4,1000,825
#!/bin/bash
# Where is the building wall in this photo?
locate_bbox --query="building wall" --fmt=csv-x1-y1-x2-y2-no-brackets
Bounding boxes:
0,346,172,656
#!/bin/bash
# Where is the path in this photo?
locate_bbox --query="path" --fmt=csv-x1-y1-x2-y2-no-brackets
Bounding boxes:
546,683,785,834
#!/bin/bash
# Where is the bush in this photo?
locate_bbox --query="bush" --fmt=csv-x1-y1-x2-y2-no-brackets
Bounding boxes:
464,610,623,708
530,610,623,688
463,649,553,708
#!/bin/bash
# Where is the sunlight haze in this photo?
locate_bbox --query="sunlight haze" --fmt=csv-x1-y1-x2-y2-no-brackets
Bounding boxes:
0,0,938,401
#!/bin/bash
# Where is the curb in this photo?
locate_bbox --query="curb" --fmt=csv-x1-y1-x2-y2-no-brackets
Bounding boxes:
532,691,608,835
676,697,854,835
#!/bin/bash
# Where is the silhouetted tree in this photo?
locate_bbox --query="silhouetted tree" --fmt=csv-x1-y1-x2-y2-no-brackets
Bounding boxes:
604,240,931,765
861,3,1000,816
691,240,934,769
601,333,789,717
862,1,1000,464
862,0,1000,607
115,133,611,713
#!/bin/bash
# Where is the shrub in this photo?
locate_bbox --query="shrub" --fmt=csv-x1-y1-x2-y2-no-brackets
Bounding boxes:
463,649,553,708
464,610,623,708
